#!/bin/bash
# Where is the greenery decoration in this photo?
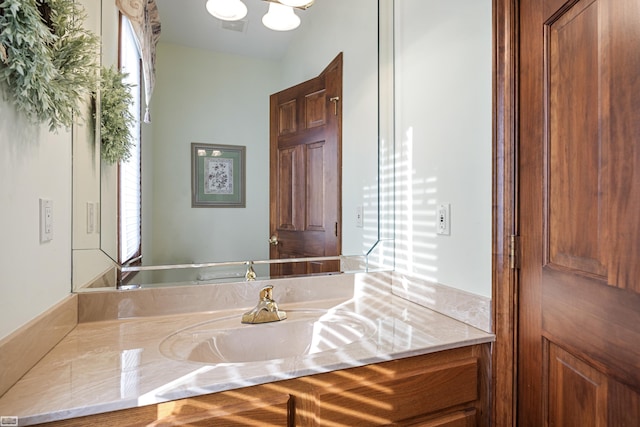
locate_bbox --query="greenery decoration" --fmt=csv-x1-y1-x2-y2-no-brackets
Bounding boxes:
0,0,99,131
98,66,135,164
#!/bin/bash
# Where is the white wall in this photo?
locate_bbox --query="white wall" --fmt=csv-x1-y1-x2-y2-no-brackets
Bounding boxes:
394,0,493,297
0,101,73,339
146,44,281,265
0,0,104,338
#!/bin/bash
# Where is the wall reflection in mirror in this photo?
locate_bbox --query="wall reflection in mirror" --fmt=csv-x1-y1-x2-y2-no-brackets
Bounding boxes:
71,0,385,290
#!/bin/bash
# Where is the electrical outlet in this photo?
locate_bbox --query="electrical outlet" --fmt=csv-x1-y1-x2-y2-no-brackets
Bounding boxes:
40,198,53,242
436,203,451,235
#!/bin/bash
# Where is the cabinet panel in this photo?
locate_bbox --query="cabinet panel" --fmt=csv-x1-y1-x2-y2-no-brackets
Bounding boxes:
314,358,478,425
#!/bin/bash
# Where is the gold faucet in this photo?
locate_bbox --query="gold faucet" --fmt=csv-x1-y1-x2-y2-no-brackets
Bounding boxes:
241,285,287,324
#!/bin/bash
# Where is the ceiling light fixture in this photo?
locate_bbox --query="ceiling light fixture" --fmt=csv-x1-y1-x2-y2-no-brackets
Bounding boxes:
206,0,313,31
275,0,314,9
262,2,300,31
205,0,248,21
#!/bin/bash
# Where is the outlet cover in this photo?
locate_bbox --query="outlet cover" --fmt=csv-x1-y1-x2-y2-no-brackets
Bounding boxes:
436,203,451,235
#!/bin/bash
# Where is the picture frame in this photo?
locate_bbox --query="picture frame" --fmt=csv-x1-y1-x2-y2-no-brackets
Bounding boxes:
191,142,246,208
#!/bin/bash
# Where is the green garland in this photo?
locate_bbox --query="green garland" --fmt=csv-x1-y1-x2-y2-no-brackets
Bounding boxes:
0,0,99,131
98,66,135,164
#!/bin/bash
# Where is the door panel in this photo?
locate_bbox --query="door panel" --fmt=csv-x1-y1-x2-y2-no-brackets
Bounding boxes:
606,0,640,291
519,0,640,424
306,141,326,231
547,342,608,427
547,0,606,277
277,146,304,231
269,54,342,276
305,89,327,128
278,99,297,135
542,268,640,386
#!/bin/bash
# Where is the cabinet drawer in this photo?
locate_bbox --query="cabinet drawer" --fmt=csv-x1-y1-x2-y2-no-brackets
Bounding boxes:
314,358,478,425
398,409,477,427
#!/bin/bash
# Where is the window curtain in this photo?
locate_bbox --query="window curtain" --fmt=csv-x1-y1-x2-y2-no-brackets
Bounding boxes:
115,0,161,122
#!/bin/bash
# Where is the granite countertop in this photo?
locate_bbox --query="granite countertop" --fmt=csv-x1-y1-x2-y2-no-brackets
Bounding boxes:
0,275,494,425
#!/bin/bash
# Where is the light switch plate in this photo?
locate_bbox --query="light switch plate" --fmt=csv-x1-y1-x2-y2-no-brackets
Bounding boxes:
40,198,53,242
87,202,97,234
356,205,364,228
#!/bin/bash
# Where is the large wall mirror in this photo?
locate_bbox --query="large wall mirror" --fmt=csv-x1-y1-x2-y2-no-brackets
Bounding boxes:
72,0,389,290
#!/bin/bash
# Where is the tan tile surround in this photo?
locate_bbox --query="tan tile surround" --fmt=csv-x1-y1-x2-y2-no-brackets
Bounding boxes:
0,295,78,396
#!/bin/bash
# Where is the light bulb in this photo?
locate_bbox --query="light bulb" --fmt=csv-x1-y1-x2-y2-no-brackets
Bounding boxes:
262,2,300,31
205,0,247,21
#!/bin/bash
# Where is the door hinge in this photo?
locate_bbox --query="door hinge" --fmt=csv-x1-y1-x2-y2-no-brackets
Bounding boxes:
509,234,520,270
335,222,338,237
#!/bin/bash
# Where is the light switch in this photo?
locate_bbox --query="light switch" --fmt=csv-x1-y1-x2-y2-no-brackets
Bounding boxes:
40,198,53,242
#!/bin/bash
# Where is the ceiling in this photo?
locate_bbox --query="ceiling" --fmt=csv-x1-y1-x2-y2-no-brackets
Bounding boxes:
155,0,317,60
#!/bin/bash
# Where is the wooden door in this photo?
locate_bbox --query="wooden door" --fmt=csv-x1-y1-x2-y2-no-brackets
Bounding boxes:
269,53,342,277
518,0,640,424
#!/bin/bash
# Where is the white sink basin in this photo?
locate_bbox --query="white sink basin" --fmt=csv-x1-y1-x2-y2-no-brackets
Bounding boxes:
160,309,376,364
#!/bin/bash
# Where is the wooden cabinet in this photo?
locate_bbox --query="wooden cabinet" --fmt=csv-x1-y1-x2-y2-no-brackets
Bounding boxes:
44,345,489,427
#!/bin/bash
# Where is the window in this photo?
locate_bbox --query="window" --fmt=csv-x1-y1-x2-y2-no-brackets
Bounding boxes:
118,15,142,265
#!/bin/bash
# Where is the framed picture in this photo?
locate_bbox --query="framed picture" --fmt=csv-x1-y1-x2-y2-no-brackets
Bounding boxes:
191,143,246,208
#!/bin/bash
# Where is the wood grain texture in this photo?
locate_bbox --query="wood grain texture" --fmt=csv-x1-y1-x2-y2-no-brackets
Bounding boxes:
41,345,488,427
315,359,477,424
547,0,606,277
517,0,546,424
519,0,640,424
491,0,518,425
548,343,608,427
606,0,640,292
390,409,477,427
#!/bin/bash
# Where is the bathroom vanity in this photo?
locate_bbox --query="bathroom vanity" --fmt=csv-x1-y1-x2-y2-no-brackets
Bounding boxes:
0,273,493,426
44,345,488,426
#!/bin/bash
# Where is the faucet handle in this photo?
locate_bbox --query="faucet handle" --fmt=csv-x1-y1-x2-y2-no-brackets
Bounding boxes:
260,285,274,301
245,261,257,281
